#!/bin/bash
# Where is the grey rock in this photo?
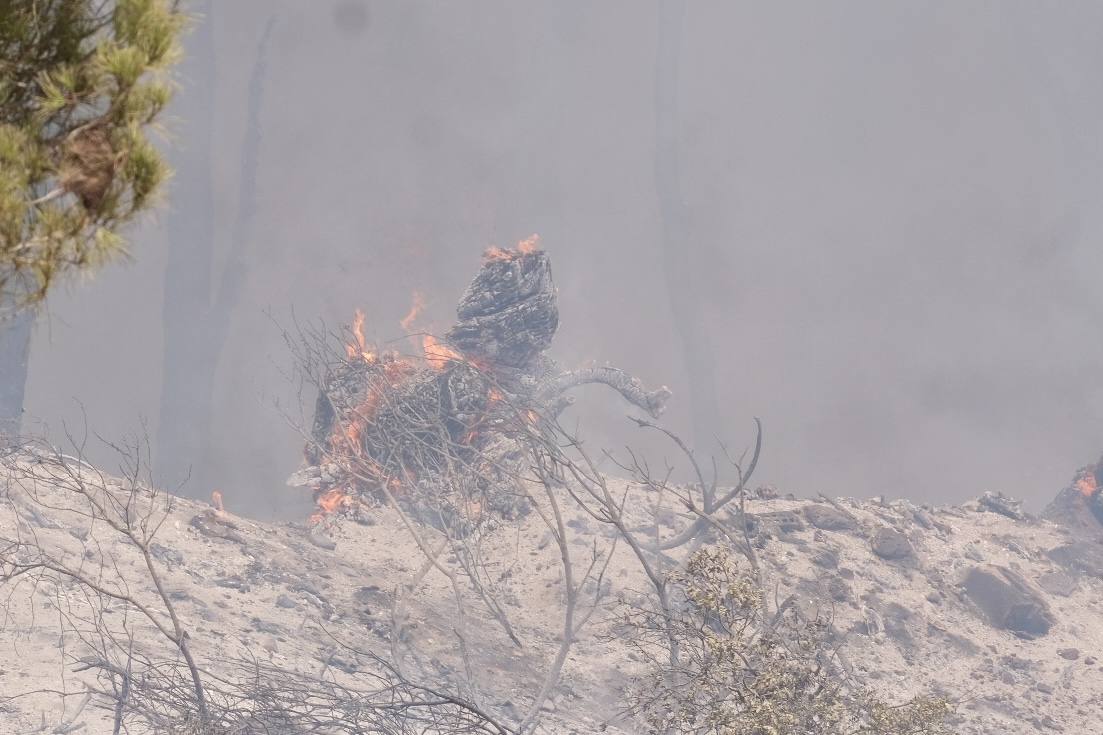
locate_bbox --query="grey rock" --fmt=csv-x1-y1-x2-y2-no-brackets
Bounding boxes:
871,527,915,560
747,510,805,535
1037,571,1078,597
1058,647,1080,660
961,565,1054,639
308,532,337,551
1047,542,1103,579
804,504,858,532
882,603,916,650
150,542,185,567
190,511,246,544
811,548,839,569
826,576,851,603
978,491,1024,521
927,623,981,655
275,594,298,609
215,576,250,592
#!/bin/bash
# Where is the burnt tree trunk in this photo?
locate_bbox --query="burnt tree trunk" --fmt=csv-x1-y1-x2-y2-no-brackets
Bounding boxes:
654,0,724,453
156,0,217,495
445,251,558,370
0,304,34,437
157,11,272,496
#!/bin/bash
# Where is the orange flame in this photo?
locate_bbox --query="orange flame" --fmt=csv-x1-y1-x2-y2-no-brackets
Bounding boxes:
211,490,225,514
346,309,376,363
423,334,465,370
400,291,426,333
483,246,512,262
517,233,540,254
483,233,541,262
1077,470,1098,498
311,487,352,523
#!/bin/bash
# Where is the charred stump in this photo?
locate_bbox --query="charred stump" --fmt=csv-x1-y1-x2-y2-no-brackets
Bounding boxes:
445,249,558,370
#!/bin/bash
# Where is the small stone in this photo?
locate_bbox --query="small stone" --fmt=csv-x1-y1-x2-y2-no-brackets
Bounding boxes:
1084,656,1097,665
1036,682,1055,695
275,594,298,609
926,591,943,605
1058,647,1080,660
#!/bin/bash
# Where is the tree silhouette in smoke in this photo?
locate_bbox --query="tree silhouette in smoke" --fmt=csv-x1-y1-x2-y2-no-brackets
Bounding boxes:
654,0,724,454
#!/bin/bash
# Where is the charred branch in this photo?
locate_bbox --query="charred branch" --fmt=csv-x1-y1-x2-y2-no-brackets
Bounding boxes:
538,367,671,419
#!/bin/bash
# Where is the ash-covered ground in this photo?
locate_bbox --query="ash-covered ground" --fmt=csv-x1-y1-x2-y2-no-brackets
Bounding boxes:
4,451,1103,734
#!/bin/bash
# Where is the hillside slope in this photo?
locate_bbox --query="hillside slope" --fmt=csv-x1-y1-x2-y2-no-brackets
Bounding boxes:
2,455,1103,734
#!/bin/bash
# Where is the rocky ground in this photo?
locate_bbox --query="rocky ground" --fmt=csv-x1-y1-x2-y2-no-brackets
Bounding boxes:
3,453,1103,734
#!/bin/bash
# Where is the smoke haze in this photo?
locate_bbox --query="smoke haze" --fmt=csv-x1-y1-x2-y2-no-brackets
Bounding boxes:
22,1,1103,517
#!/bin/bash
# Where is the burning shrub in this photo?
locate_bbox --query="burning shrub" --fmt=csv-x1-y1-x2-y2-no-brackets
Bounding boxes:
288,240,671,533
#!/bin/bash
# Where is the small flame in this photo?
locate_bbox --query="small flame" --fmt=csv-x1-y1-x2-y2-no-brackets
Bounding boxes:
346,309,376,363
1077,470,1098,498
211,490,225,514
400,291,426,333
483,233,541,262
423,334,465,370
517,233,540,254
311,487,351,522
483,246,512,262
340,416,365,452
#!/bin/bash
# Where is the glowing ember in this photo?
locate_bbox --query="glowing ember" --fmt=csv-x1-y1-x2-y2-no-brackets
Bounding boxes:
1076,469,1098,498
311,487,352,522
400,291,426,332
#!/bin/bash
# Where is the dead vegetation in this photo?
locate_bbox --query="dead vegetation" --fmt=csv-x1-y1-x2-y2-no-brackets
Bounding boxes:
0,246,953,733
0,434,512,734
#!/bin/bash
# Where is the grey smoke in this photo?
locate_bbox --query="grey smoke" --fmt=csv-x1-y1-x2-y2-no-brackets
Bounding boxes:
23,1,1103,517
